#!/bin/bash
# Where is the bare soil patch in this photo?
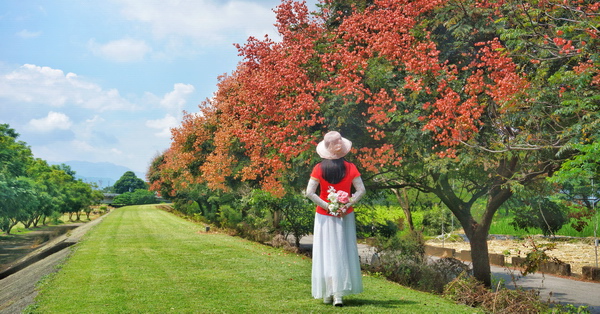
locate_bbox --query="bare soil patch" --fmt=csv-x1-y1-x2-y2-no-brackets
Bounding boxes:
427,236,600,276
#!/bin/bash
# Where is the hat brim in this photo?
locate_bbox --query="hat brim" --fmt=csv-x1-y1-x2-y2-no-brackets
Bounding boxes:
316,137,352,159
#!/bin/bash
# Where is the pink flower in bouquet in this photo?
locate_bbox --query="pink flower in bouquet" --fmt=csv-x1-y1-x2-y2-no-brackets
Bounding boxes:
326,186,354,217
336,190,349,204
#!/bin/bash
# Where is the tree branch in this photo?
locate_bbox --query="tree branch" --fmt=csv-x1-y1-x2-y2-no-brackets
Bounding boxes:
459,140,564,153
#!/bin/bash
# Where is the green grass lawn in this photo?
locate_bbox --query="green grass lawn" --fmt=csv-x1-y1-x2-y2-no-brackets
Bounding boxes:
30,204,477,313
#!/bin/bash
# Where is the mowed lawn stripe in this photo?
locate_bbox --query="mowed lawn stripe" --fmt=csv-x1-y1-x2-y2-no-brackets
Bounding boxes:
32,205,476,313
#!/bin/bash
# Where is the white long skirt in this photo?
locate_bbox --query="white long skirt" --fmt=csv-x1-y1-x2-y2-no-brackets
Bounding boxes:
312,212,363,299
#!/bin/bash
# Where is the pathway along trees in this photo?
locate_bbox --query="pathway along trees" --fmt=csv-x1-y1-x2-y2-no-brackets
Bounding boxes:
149,0,599,287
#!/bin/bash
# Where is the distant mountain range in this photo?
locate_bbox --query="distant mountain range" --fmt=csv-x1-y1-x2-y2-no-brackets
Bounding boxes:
50,161,146,188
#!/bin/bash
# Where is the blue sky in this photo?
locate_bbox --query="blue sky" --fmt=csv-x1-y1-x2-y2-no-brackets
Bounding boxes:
0,0,318,175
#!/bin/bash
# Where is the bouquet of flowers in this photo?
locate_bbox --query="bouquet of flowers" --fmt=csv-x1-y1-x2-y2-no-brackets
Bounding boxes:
326,186,353,217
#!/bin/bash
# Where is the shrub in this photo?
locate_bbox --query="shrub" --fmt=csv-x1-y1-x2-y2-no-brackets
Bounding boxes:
113,189,157,206
278,195,314,247
174,200,201,216
354,204,403,238
367,231,468,293
240,190,314,246
356,219,399,238
217,205,243,229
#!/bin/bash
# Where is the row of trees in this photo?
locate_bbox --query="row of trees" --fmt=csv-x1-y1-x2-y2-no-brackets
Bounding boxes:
0,124,104,234
148,0,599,287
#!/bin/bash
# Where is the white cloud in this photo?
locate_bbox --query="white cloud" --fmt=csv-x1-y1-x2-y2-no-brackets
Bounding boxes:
86,115,106,124
160,83,195,113
72,140,96,152
115,0,279,44
146,114,178,138
16,29,42,38
110,148,123,155
27,111,72,132
88,38,151,62
0,64,135,111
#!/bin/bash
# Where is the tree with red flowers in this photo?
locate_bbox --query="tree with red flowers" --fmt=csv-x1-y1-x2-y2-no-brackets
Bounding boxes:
150,0,599,287
313,0,598,287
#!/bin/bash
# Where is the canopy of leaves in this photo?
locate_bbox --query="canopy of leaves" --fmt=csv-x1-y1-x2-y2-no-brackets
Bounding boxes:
113,171,148,194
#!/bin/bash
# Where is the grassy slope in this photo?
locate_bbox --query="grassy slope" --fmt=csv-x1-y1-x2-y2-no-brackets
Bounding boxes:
32,205,477,313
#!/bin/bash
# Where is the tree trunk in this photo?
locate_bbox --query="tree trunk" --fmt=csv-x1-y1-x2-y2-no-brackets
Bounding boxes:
294,233,301,247
22,219,32,228
273,209,282,230
195,198,207,217
7,219,18,235
469,224,491,287
392,188,414,232
32,214,41,227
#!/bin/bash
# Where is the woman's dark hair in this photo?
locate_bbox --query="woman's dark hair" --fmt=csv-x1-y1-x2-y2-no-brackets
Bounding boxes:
320,158,346,184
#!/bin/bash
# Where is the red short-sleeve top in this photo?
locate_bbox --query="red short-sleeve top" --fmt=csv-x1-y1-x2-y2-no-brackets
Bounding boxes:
310,160,361,216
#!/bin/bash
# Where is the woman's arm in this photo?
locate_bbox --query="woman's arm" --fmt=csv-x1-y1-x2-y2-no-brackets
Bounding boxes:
305,178,328,209
347,176,366,207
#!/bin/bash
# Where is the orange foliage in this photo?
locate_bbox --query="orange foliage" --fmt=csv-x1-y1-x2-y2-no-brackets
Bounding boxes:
154,0,592,196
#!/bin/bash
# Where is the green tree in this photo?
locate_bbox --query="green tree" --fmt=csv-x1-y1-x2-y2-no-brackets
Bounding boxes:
25,160,69,227
62,180,95,221
0,176,39,234
548,142,600,232
0,124,32,177
113,171,147,194
0,124,37,233
84,186,104,220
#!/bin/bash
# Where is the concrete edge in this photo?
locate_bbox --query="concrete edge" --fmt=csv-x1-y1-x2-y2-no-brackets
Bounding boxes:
0,213,109,280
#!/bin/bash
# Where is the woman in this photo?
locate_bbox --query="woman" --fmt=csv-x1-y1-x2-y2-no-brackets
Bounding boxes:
305,131,366,307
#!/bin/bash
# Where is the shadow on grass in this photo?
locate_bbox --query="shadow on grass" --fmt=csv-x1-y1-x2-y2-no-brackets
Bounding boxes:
343,298,418,308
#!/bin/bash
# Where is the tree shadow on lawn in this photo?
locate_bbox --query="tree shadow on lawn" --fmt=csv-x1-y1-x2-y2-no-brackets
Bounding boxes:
342,298,418,308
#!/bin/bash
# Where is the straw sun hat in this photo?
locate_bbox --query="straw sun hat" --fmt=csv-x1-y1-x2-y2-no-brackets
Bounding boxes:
316,131,352,160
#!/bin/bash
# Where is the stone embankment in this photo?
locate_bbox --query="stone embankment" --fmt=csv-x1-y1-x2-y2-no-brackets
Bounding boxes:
425,236,600,281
